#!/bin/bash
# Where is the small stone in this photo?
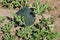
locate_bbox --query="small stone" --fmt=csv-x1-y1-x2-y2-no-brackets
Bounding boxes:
59,14,60,18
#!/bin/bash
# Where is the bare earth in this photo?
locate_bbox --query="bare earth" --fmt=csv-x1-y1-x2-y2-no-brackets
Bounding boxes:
0,0,60,40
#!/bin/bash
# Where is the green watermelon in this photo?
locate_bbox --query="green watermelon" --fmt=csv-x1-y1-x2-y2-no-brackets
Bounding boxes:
16,7,35,26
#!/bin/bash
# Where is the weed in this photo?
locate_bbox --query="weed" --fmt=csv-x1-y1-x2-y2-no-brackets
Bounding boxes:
1,0,21,9
1,21,14,33
3,33,15,40
20,0,29,7
14,14,25,26
0,16,6,23
16,26,33,40
0,0,30,9
33,0,48,15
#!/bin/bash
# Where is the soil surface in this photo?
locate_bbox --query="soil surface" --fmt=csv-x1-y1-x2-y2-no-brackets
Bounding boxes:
0,0,60,40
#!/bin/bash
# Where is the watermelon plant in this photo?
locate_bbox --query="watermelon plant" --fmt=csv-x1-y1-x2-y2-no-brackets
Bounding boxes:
3,33,15,40
1,21,14,33
20,0,29,7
